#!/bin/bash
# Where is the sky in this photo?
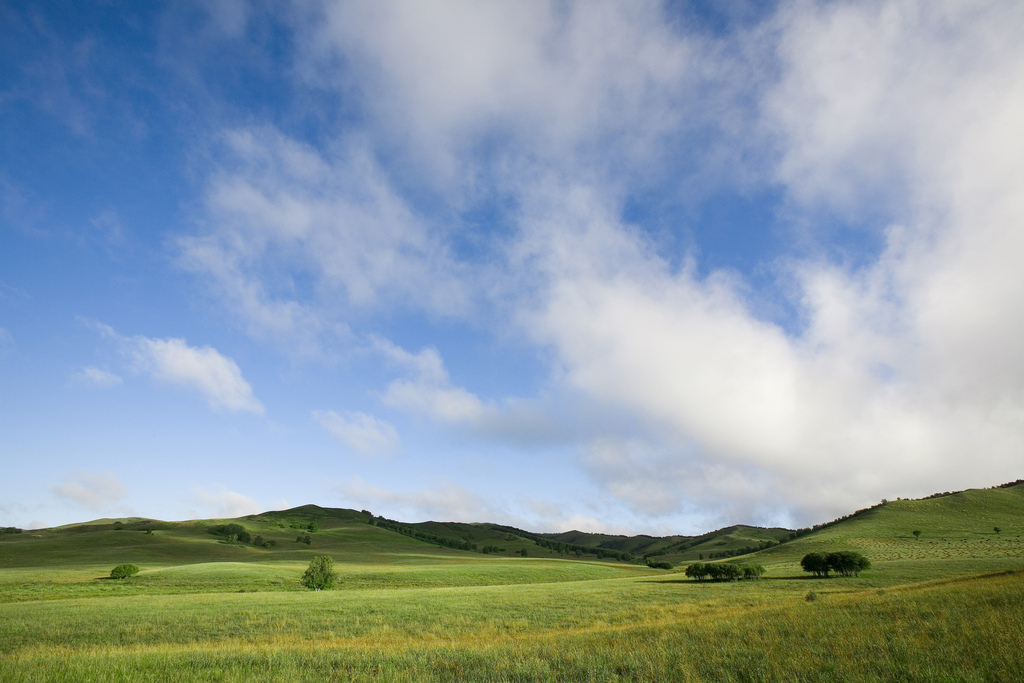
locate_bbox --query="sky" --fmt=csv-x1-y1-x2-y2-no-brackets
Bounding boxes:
2,0,1023,534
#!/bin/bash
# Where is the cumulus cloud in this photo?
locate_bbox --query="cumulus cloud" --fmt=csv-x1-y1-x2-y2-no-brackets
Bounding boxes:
189,485,262,519
505,1,1024,523
313,409,400,457
175,1,1024,525
73,366,122,387
80,319,262,413
129,335,263,413
52,470,128,512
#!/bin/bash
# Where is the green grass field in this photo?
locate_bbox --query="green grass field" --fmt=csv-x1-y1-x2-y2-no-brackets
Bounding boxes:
2,484,1023,681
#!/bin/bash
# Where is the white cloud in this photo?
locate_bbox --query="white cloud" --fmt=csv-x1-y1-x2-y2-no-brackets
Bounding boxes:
168,1,1024,526
503,1,1024,523
52,471,128,512
303,1,726,183
74,366,122,387
178,128,468,354
376,339,486,423
130,335,264,413
313,409,400,457
189,485,262,519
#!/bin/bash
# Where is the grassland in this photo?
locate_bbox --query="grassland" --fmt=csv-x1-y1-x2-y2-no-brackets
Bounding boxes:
2,484,1023,681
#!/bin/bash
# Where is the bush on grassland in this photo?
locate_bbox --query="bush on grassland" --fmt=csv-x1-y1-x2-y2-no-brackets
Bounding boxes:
301,555,336,591
110,564,139,579
208,524,251,544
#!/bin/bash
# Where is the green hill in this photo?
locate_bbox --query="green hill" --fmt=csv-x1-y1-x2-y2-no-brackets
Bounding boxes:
736,480,1024,583
2,480,1022,592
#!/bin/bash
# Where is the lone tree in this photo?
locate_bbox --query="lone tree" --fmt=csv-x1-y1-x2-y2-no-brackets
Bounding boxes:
301,555,337,591
110,563,139,579
913,530,921,539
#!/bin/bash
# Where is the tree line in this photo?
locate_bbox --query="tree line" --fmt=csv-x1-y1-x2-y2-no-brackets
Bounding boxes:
685,563,765,581
371,517,479,552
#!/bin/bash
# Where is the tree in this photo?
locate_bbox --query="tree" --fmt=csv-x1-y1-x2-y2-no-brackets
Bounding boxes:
800,552,829,577
741,563,766,579
301,555,336,591
110,564,139,579
826,551,871,577
994,527,1001,534
685,563,709,581
801,551,870,578
913,530,921,539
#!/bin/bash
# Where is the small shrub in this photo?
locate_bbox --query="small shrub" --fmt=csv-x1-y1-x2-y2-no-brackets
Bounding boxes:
253,535,264,547
519,549,528,557
297,534,312,545
307,521,320,533
110,564,139,579
805,591,817,602
301,555,336,591
913,530,921,539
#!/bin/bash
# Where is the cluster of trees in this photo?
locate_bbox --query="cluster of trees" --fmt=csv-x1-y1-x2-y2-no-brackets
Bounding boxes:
800,551,870,577
0,527,22,534
481,545,503,554
488,525,636,562
536,537,634,561
290,520,320,532
109,563,139,579
685,563,765,581
208,524,275,548
372,517,478,551
209,524,250,543
296,534,312,545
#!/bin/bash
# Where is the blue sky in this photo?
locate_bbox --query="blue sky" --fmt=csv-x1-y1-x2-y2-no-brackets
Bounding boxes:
3,1,1023,533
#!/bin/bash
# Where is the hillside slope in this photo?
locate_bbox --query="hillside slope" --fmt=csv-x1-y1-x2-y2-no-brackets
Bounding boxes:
740,482,1024,582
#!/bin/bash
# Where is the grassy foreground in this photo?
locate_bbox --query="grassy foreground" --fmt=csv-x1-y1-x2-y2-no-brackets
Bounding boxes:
2,484,1023,681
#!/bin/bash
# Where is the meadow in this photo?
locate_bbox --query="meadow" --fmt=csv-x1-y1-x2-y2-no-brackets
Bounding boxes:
2,485,1023,682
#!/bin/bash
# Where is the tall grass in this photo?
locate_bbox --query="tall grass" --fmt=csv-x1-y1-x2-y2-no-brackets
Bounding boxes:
3,570,1022,681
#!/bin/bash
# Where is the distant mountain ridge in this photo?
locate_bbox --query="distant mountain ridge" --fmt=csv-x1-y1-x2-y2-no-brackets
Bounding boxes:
5,479,1021,568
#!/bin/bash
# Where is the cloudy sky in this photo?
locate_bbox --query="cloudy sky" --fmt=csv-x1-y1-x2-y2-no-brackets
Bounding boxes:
2,0,1022,533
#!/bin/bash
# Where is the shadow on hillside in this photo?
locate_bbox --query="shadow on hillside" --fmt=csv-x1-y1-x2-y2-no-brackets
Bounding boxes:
646,575,820,585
